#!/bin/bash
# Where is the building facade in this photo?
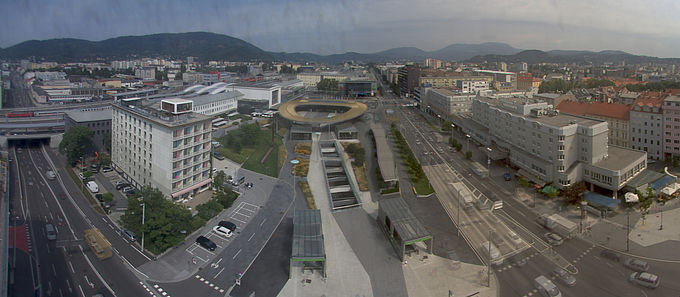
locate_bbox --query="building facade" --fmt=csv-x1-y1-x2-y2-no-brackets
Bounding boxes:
398,65,420,96
422,88,476,116
227,82,282,108
471,97,646,192
187,90,242,116
630,93,664,160
111,98,214,199
64,107,112,152
556,101,631,147
663,95,680,160
296,72,348,87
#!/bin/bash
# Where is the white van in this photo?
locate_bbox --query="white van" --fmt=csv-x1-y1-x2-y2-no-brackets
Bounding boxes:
481,241,503,265
45,170,56,180
86,181,99,193
45,223,57,240
534,275,562,297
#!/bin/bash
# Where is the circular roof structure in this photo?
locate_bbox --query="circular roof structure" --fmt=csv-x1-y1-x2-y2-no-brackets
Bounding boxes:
278,99,367,125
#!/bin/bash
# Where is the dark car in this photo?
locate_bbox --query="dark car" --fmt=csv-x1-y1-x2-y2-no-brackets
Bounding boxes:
600,249,622,262
95,194,103,202
116,182,130,190
218,221,237,231
121,229,136,242
196,236,216,251
124,188,137,196
503,173,511,181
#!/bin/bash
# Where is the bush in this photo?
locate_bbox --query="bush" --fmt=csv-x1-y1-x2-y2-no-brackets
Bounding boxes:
101,192,113,203
465,151,472,160
196,199,224,221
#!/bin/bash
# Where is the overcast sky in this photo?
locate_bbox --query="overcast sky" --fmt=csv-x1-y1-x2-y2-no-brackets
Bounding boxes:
1,0,679,58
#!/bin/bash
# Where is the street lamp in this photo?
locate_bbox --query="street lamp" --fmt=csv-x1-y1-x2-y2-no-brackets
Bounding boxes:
626,207,631,252
141,203,146,252
659,200,665,231
486,147,492,178
487,229,493,287
291,159,300,201
465,134,471,153
450,124,455,147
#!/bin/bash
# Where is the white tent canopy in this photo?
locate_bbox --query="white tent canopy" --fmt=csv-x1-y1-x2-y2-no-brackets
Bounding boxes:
661,183,680,196
624,192,639,203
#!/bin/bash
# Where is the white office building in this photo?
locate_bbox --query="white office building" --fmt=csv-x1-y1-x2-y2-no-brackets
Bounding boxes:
111,98,214,199
226,82,282,108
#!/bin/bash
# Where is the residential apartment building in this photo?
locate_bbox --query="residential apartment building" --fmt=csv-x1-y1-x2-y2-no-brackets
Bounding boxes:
398,64,421,96
630,92,664,160
663,95,680,160
422,88,476,116
419,75,493,89
516,73,542,91
556,101,631,147
135,67,156,81
111,98,214,199
473,70,517,91
471,97,646,193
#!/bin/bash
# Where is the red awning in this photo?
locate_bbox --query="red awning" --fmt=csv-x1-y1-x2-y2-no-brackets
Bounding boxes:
171,178,212,198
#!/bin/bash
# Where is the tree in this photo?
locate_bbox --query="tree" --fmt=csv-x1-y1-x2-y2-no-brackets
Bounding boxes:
59,126,94,166
82,170,93,180
196,199,224,221
102,131,112,152
562,181,587,205
353,147,366,167
213,171,226,190
465,151,472,160
99,153,111,167
101,192,114,203
317,78,339,91
441,120,454,131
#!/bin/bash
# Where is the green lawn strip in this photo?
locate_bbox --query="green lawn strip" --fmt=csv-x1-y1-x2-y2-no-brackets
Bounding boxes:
390,126,434,195
217,147,252,164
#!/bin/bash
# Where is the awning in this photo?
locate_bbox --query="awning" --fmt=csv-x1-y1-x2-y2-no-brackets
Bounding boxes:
661,183,680,196
517,169,547,186
171,178,212,198
481,145,508,161
650,175,676,190
584,191,621,210
624,192,639,203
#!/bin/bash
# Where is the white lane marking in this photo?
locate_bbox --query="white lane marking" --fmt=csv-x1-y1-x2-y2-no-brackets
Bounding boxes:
214,267,225,279
69,261,75,273
52,264,57,276
84,275,94,288
78,245,116,295
66,279,72,292
78,285,85,297
232,249,242,260
260,218,267,226
248,233,256,242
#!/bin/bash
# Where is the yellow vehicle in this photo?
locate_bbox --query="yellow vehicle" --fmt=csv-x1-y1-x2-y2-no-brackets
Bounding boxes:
84,228,112,260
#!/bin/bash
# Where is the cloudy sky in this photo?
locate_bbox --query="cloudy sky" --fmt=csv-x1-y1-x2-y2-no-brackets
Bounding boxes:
1,0,679,57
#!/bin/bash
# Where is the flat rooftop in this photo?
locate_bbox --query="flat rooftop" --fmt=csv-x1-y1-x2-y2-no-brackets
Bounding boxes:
594,146,646,171
64,108,112,123
370,123,397,182
533,113,603,128
379,197,432,243
291,209,325,260
113,99,212,128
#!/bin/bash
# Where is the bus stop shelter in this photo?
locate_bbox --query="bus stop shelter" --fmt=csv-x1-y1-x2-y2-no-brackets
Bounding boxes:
290,209,326,278
377,197,433,261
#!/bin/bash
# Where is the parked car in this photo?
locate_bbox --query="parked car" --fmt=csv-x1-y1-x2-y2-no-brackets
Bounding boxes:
121,229,136,242
86,181,99,193
534,275,562,297
90,167,99,173
212,226,233,238
196,236,216,251
624,258,650,272
600,249,622,262
45,223,57,240
551,267,576,287
503,173,511,181
46,170,56,180
102,167,113,173
95,194,103,202
122,186,132,193
91,163,99,170
78,173,86,180
218,221,237,231
116,182,130,190
629,272,659,289
124,188,137,196
214,155,225,160
544,232,564,246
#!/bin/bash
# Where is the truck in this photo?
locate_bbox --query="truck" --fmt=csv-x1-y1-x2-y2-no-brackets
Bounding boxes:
84,228,112,260
451,182,475,209
537,214,577,239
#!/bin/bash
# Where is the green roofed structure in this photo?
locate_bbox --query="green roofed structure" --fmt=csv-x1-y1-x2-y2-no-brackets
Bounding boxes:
290,209,326,278
377,197,433,261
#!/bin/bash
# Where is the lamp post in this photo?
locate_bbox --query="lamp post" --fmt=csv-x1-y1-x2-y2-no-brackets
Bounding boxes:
659,200,664,231
141,203,146,252
291,159,300,201
487,229,493,287
626,207,631,251
80,156,84,193
450,124,455,145
465,134,471,153
486,147,492,178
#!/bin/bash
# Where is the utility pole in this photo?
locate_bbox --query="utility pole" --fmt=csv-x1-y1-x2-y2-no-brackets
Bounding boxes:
141,203,146,252
626,207,631,252
487,229,492,287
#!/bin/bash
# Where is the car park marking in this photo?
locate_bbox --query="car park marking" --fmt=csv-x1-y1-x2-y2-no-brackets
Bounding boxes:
195,275,224,293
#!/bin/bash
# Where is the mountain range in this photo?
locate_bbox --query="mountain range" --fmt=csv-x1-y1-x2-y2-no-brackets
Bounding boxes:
1,31,677,65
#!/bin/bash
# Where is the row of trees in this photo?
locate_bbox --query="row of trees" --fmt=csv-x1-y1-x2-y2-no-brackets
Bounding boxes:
316,78,339,91
59,126,111,166
625,81,680,92
391,124,426,182
538,78,615,93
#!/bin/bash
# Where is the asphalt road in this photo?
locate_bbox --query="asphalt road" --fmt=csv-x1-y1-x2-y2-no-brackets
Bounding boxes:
8,144,149,297
5,71,35,108
374,83,680,296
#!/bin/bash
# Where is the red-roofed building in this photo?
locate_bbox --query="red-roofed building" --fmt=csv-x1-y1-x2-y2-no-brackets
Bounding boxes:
556,101,632,147
630,91,666,160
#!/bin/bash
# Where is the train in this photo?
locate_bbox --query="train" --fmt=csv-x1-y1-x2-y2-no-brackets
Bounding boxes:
5,110,65,118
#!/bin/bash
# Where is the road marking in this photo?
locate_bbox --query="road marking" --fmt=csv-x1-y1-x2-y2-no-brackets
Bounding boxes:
84,275,94,288
78,245,116,295
260,218,267,226
641,290,648,297
248,233,256,242
78,285,85,297
48,281,52,294
69,261,75,273
49,213,54,220
66,279,72,292
214,267,225,279
52,264,57,276
233,249,242,259
59,288,63,297
46,243,51,254
215,258,223,265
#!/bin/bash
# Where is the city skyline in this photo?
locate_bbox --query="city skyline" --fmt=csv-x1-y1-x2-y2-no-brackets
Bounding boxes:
1,0,679,58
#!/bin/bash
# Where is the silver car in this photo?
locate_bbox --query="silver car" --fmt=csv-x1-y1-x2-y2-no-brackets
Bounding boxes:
629,272,659,289
624,258,649,272
551,267,576,287
544,232,564,246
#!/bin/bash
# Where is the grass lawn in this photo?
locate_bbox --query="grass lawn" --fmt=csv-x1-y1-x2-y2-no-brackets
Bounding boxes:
412,177,434,195
216,123,284,177
217,147,253,164
351,163,369,191
298,180,316,209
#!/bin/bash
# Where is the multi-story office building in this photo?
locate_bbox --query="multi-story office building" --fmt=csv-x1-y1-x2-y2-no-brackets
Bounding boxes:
399,64,421,96
473,70,517,90
422,88,476,116
630,92,664,160
226,82,282,108
64,107,112,152
296,72,348,87
111,98,214,199
471,97,646,193
419,75,493,89
186,90,242,116
516,73,542,91
556,101,631,147
457,80,490,94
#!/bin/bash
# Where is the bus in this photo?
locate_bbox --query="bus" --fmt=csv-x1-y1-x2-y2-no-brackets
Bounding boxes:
212,120,228,128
